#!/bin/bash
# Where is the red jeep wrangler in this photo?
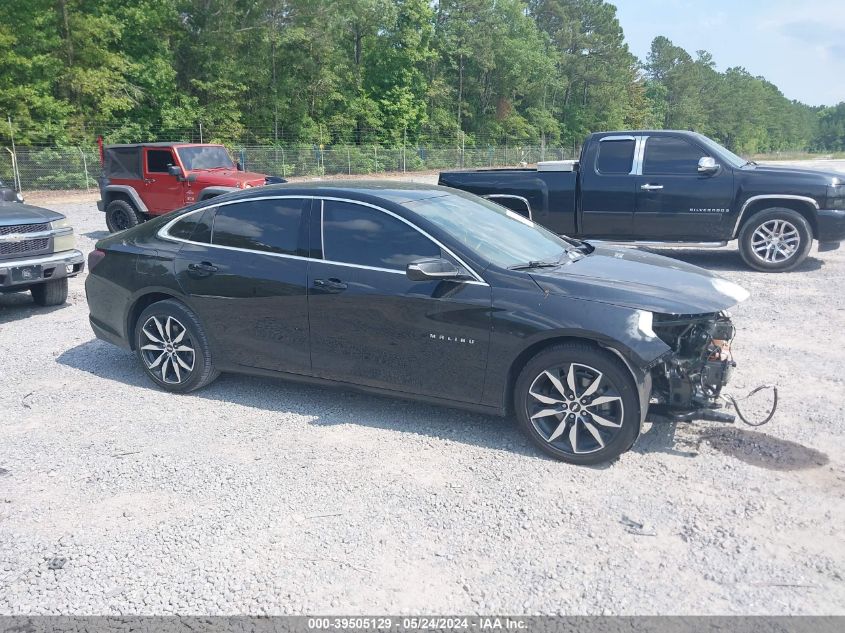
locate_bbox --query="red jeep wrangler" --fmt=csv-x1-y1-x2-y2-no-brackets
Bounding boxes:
97,142,285,232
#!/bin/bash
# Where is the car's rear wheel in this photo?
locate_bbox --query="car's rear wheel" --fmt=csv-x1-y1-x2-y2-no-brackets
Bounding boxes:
738,207,812,272
30,277,68,306
135,299,219,393
514,343,640,465
106,199,143,233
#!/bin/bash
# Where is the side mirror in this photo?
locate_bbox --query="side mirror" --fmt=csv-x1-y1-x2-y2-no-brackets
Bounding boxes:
236,161,244,172
698,156,719,174
406,258,467,282
167,164,184,178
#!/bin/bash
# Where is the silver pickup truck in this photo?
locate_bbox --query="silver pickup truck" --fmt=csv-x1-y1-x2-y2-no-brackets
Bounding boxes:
0,201,84,306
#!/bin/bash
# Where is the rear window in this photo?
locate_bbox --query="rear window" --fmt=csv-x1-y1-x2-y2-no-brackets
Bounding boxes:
211,198,307,255
169,208,213,243
596,139,635,175
104,147,142,179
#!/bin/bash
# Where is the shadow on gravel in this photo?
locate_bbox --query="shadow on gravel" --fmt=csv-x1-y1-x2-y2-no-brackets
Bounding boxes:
0,291,67,323
83,230,110,240
57,338,540,458
640,248,825,273
632,423,699,459
67,337,823,465
696,427,829,471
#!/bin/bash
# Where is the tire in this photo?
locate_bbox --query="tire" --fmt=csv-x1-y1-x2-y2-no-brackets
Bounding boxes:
135,299,219,393
514,343,640,465
105,199,143,233
738,207,812,272
30,277,68,306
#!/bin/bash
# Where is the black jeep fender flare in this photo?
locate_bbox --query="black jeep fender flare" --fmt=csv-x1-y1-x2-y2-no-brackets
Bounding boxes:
100,185,149,215
198,186,240,201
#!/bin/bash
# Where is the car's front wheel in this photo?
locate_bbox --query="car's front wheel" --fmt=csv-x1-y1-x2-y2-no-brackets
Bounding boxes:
135,299,219,393
738,208,812,272
514,343,640,465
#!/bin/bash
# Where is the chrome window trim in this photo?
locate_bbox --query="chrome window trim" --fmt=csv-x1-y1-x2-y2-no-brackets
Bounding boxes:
732,194,820,237
320,199,325,255
157,194,489,286
599,135,636,142
482,194,533,220
631,135,648,176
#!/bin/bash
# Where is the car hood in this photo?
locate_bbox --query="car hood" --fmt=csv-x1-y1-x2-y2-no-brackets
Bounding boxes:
0,202,63,225
529,246,749,314
748,164,843,185
189,170,267,187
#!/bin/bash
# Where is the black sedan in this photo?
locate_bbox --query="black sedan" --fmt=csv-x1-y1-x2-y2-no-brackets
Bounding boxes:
85,182,749,464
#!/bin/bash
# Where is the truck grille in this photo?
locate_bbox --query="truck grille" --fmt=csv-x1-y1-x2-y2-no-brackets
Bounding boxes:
0,238,50,256
0,222,49,235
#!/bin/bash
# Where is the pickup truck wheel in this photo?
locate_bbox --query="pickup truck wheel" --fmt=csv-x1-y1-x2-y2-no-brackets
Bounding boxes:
514,343,639,465
738,208,812,272
135,299,219,393
30,278,68,306
105,199,142,233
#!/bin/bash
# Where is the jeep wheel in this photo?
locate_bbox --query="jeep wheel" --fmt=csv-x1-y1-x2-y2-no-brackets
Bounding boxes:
135,299,219,393
31,278,68,306
106,199,143,233
738,207,812,272
514,343,640,465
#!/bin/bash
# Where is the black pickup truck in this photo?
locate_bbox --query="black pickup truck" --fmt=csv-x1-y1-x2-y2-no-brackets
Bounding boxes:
439,130,845,271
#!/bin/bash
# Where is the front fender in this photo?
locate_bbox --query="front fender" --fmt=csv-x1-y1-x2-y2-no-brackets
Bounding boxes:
483,290,671,410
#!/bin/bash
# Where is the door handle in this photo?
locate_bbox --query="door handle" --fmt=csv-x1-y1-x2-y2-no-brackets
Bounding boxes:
640,184,664,191
313,278,348,292
188,261,218,275
144,178,156,184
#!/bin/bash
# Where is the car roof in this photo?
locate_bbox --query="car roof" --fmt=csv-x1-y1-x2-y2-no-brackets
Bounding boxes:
590,130,701,137
219,180,456,204
104,142,226,149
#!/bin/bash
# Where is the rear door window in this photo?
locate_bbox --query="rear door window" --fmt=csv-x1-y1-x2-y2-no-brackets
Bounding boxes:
321,200,440,270
169,208,214,243
596,139,635,175
147,149,175,173
643,136,703,175
211,198,308,255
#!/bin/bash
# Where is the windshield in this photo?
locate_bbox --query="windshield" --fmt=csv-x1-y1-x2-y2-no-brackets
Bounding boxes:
176,146,235,171
693,134,748,168
405,193,573,269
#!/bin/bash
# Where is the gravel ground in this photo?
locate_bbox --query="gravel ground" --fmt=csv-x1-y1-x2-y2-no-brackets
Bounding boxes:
1,164,844,615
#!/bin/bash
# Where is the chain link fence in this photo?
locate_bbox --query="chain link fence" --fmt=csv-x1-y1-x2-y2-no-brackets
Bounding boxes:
0,144,576,193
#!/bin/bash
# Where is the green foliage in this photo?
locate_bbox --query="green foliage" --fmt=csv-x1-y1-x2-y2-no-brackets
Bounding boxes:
0,1,837,153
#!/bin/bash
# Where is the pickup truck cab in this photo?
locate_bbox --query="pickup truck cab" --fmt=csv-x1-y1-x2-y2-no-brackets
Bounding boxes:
97,142,285,233
439,130,845,271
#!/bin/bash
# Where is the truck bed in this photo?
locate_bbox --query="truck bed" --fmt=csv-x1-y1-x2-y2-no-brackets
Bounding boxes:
438,167,578,235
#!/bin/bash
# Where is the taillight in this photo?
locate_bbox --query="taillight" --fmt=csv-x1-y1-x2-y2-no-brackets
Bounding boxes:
88,249,106,270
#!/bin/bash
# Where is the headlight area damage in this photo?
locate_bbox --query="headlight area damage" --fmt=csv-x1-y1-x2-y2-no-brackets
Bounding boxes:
645,312,777,426
646,312,736,423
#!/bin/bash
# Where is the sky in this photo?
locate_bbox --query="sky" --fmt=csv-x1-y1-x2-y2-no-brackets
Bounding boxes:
613,0,845,107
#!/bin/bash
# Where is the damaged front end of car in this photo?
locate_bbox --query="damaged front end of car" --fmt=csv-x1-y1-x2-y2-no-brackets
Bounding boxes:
646,311,740,424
